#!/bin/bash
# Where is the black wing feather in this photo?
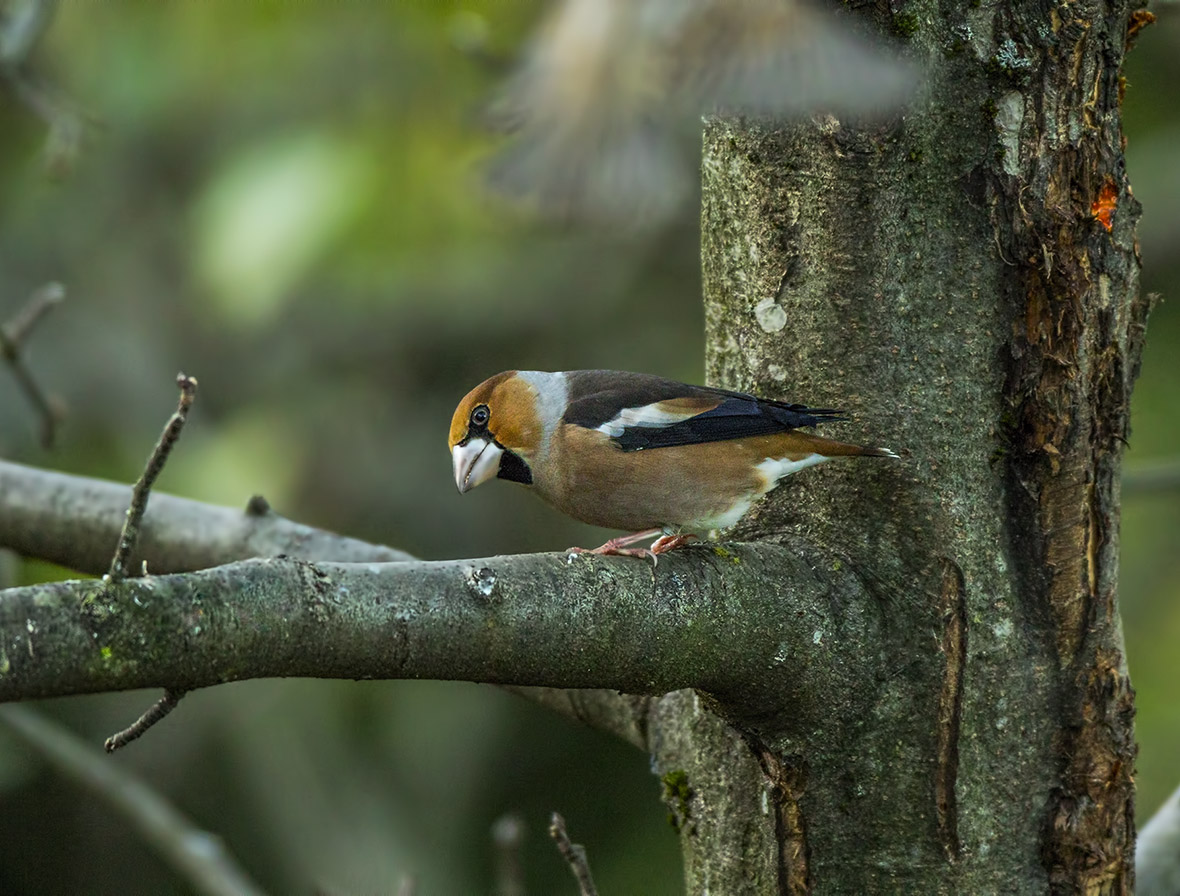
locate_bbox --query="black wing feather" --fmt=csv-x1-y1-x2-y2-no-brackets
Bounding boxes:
613,396,842,451
562,370,843,453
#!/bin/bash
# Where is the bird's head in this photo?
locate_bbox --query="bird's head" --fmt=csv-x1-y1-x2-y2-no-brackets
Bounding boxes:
449,371,542,493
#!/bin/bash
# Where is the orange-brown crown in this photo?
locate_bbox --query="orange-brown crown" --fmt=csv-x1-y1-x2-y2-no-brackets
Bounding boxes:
448,371,543,455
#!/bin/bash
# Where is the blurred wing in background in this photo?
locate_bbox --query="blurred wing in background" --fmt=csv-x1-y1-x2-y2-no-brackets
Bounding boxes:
484,0,919,226
483,0,689,224
668,0,918,117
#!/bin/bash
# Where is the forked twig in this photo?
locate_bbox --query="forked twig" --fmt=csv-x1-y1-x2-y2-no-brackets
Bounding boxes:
1,0,89,174
549,812,598,896
0,282,65,447
102,374,199,751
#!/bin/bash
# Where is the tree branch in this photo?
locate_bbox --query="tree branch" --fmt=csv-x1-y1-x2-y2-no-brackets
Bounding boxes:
0,546,882,740
1123,457,1180,495
0,704,267,896
7,453,656,749
0,458,414,573
0,460,655,746
1137,783,1180,896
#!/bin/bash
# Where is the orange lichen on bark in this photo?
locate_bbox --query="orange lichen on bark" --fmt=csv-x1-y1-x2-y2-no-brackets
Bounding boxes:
1091,180,1118,232
1006,134,1138,890
1126,9,1155,50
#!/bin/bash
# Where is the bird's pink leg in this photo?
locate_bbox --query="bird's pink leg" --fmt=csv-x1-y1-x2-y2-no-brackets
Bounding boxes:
568,530,696,563
597,529,662,550
569,529,660,556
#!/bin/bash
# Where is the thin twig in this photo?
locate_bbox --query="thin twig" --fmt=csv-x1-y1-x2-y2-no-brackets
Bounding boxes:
549,812,598,896
106,373,198,583
0,547,18,589
6,68,87,174
0,704,267,896
0,0,56,64
104,688,187,753
492,813,525,896
1,282,65,448
0,0,87,175
1123,458,1180,495
0,0,59,65
1,282,64,344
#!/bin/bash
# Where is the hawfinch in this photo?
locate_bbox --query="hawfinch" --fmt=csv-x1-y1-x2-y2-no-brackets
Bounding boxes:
449,370,897,558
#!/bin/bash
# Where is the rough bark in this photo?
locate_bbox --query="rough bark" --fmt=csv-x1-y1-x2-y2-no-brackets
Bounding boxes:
651,1,1144,892
0,540,882,729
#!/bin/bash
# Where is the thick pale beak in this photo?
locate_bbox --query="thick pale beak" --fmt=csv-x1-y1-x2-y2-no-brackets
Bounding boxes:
452,438,503,494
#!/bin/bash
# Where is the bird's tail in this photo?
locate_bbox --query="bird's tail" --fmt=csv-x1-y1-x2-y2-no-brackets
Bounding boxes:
804,434,899,459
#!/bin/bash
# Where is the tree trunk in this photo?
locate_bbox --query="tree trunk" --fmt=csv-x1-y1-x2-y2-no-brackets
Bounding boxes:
652,2,1146,892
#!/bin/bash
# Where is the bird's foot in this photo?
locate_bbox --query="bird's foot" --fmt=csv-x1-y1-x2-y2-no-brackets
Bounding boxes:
568,530,695,565
569,544,659,564
649,533,695,554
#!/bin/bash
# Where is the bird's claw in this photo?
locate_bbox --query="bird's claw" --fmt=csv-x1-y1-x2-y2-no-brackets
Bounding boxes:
649,534,695,554
567,532,696,566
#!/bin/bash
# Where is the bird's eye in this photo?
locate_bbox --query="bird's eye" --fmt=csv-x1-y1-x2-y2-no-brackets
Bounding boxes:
470,404,490,428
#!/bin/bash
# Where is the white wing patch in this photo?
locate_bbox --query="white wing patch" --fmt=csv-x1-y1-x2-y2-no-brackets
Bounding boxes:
755,453,829,486
595,402,702,438
693,453,829,532
695,494,758,532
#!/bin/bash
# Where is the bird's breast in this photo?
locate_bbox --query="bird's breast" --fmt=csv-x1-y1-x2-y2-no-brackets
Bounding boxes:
534,425,816,533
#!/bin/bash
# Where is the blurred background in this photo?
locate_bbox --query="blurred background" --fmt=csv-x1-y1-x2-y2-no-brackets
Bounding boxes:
0,2,1176,893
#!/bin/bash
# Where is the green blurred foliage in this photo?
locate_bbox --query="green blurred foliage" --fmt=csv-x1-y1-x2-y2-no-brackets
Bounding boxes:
0,2,1177,893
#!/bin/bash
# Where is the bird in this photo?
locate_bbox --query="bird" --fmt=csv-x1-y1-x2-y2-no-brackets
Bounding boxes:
449,370,897,559
482,0,917,225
